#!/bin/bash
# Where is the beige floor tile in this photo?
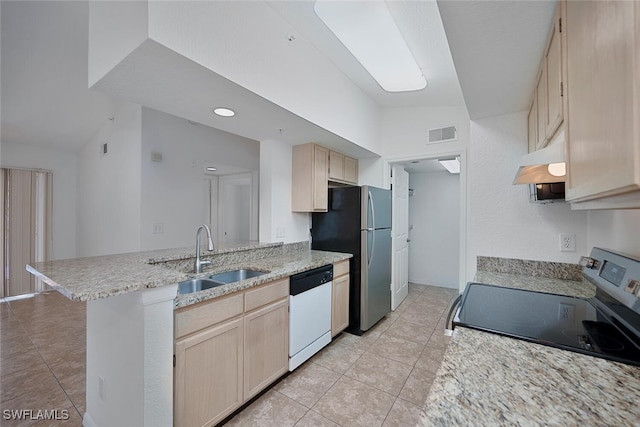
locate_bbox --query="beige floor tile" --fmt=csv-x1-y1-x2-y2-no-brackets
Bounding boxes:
398,367,438,406
385,317,437,345
0,347,48,380
381,397,424,427
312,376,394,427
1,334,36,358
225,389,308,427
293,410,339,427
310,336,365,374
368,334,425,366
344,352,412,396
414,345,446,375
274,362,341,408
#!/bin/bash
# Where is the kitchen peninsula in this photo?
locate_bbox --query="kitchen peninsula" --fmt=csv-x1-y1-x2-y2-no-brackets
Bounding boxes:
27,241,351,427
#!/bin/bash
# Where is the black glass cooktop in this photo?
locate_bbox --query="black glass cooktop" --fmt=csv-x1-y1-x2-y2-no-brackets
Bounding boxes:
454,283,640,367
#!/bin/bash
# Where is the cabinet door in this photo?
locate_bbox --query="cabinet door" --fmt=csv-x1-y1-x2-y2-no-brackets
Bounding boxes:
313,145,329,211
545,4,563,137
244,298,289,400
344,156,358,184
527,96,538,153
329,151,345,181
331,274,350,337
565,0,640,203
535,64,548,149
175,317,243,427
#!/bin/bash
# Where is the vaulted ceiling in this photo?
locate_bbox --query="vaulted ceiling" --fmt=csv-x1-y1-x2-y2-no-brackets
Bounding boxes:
1,1,556,154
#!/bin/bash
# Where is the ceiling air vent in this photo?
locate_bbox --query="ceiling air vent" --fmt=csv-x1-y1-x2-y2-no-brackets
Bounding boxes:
427,126,457,144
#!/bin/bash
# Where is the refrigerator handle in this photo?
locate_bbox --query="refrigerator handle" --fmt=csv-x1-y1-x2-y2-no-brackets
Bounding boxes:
367,190,375,268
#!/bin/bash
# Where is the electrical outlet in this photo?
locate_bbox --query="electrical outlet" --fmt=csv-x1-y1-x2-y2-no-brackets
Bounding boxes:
152,223,164,234
559,233,576,252
558,303,574,321
275,227,286,239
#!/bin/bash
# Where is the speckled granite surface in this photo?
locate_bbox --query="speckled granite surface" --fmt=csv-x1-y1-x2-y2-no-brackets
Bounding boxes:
420,257,639,426
420,327,640,426
27,241,350,306
477,256,583,281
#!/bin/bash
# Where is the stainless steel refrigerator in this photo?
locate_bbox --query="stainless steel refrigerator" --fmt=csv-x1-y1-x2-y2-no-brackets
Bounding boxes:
311,185,392,335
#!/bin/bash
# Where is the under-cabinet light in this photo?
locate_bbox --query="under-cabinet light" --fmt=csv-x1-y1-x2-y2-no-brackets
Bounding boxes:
314,0,427,92
547,162,566,177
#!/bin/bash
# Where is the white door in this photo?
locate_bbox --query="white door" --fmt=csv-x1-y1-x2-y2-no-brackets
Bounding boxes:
218,173,253,245
391,164,409,310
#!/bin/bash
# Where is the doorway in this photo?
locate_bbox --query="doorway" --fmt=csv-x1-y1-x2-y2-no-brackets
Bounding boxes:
203,171,259,246
389,150,467,294
1,168,53,297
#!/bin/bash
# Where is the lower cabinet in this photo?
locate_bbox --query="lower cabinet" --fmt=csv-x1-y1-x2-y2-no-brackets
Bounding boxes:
244,298,288,400
174,278,289,427
174,317,244,427
332,260,350,337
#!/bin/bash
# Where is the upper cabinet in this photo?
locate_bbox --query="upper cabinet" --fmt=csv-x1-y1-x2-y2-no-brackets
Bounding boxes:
292,143,358,212
329,150,359,185
564,0,640,208
528,3,565,152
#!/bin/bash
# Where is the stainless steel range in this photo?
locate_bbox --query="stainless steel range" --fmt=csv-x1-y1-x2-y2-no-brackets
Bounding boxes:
454,248,640,366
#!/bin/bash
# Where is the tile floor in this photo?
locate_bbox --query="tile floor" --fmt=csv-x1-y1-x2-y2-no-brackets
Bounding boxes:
225,283,457,427
0,283,457,427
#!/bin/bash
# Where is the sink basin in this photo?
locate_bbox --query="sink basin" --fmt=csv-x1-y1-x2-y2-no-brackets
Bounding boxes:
177,278,225,295
208,269,267,284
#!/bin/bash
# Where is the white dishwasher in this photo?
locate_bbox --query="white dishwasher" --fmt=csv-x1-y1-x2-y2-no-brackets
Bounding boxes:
289,265,333,371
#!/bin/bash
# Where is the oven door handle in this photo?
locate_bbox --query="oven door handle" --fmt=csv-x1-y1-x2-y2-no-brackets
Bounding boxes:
444,294,462,337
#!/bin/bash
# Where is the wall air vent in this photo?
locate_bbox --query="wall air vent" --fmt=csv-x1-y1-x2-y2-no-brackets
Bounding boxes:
427,126,457,144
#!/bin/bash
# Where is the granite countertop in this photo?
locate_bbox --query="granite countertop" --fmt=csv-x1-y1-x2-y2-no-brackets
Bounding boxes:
27,241,351,308
420,256,640,425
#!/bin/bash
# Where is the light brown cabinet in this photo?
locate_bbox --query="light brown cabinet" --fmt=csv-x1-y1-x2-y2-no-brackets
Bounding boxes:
292,143,358,212
243,289,288,400
174,294,244,427
564,0,640,208
292,143,329,212
528,3,565,152
329,150,358,185
174,278,289,427
331,260,350,337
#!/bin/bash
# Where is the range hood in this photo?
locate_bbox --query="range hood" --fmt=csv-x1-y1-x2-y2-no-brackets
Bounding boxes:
513,137,566,185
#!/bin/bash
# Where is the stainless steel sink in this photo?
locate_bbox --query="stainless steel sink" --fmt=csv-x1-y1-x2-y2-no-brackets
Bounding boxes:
208,269,267,284
177,278,225,295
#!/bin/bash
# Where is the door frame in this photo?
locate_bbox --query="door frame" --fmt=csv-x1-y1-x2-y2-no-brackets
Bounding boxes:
387,148,468,293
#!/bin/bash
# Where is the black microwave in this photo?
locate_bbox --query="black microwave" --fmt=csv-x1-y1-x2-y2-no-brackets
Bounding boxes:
529,182,565,203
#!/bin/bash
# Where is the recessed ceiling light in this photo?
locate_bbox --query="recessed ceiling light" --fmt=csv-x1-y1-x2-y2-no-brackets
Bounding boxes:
206,167,217,172
213,107,235,117
314,0,427,92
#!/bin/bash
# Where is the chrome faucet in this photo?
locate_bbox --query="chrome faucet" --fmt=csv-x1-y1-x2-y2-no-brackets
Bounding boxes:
194,224,215,273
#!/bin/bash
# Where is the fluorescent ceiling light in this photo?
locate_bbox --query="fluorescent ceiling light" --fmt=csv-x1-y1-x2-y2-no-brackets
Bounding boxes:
206,167,217,172
438,158,460,174
213,107,235,117
314,0,427,92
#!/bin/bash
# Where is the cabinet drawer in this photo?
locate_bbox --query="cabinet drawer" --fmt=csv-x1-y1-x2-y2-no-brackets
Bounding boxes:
333,260,350,277
175,293,244,339
244,278,289,312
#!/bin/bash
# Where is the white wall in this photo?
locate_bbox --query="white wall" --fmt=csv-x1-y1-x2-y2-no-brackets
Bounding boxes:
381,106,471,160
467,112,589,280
140,107,260,251
259,140,310,243
587,210,640,258
409,171,460,288
77,101,142,257
1,141,77,260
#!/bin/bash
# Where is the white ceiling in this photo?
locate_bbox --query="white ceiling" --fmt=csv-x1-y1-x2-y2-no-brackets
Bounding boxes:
1,0,556,154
